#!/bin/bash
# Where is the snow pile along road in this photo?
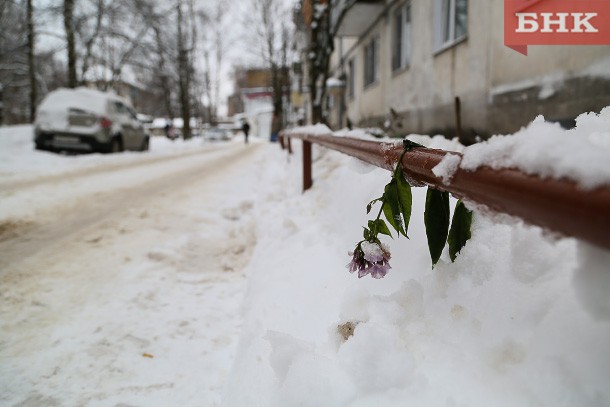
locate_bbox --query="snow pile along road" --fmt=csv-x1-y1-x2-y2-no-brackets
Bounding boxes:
223,109,610,406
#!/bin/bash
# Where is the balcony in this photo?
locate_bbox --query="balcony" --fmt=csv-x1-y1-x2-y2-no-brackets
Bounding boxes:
331,0,386,37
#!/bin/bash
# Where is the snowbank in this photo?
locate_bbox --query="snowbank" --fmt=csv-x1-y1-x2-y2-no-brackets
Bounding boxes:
460,107,610,189
0,125,209,183
223,112,610,405
284,123,332,136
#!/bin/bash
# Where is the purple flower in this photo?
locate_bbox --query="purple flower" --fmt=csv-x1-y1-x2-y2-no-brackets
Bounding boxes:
346,242,392,279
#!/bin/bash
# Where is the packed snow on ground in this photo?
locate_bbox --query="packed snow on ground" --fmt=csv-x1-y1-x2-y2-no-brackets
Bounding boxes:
2,105,610,406
0,127,257,406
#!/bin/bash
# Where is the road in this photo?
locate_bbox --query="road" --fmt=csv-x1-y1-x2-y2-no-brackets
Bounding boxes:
0,141,264,406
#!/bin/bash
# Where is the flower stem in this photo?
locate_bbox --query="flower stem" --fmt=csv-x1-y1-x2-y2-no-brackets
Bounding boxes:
375,148,409,222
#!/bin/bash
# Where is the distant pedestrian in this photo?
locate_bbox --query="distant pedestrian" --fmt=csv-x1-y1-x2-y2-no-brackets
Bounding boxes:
271,113,281,142
241,120,250,144
164,121,176,140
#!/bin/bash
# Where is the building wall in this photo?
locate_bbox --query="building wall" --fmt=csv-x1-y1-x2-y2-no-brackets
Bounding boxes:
334,0,610,142
486,3,610,134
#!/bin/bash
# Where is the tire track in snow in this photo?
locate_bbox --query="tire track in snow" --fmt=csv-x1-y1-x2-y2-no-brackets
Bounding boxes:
0,143,262,274
0,142,265,406
0,142,234,193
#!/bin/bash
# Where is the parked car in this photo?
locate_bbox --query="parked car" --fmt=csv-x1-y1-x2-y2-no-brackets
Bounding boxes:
34,87,149,153
203,127,232,142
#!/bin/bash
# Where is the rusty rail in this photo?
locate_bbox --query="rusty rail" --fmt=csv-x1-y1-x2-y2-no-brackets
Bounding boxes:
279,131,610,251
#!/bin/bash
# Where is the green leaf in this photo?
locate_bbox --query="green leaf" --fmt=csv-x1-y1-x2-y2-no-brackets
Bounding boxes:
395,169,412,238
402,139,424,151
424,187,450,267
363,227,371,240
369,219,392,237
366,198,380,214
382,180,406,237
448,200,473,262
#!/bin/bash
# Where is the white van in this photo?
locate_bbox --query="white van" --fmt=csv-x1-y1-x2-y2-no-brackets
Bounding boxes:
34,87,149,153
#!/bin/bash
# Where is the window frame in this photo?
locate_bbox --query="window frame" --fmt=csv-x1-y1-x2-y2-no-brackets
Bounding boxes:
114,101,128,115
392,1,412,72
363,35,379,88
347,58,356,100
434,0,468,54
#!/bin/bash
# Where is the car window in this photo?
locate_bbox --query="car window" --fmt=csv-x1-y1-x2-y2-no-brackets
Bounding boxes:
127,107,138,120
114,101,128,115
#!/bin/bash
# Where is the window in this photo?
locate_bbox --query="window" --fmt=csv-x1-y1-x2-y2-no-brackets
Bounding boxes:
114,101,127,114
363,36,379,87
347,58,355,99
127,107,138,120
435,0,468,50
392,2,412,71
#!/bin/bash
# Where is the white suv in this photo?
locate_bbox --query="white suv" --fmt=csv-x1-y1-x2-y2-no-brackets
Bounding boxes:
34,87,149,153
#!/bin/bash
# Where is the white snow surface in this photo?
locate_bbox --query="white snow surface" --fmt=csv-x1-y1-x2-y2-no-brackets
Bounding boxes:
37,87,121,116
460,108,610,189
360,241,388,263
432,153,462,185
0,126,212,185
285,123,332,136
2,112,610,406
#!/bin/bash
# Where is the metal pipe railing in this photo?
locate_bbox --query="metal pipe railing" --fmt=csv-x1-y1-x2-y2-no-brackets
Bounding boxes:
280,131,610,251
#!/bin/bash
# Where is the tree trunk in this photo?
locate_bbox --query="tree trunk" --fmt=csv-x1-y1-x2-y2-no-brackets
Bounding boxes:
311,105,323,125
27,0,36,121
80,0,104,85
176,0,191,139
152,26,175,119
64,0,77,88
271,64,283,141
307,0,333,125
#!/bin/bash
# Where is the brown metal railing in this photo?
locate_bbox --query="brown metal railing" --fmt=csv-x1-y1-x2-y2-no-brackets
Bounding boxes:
280,131,610,251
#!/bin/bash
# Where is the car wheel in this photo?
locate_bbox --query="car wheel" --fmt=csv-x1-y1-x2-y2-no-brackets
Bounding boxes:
109,136,123,153
140,137,150,151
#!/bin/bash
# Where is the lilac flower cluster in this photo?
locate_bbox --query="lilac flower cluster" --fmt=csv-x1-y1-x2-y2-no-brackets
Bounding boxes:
347,241,392,279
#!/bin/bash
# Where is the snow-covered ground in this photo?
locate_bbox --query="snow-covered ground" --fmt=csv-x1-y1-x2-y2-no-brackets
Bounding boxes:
1,112,610,406
1,129,260,406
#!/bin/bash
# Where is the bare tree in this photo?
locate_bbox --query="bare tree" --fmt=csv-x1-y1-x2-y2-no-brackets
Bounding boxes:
306,0,332,124
0,0,29,123
303,0,354,124
250,0,293,132
152,22,176,119
64,0,77,87
79,0,105,83
197,1,231,124
176,0,192,138
27,0,36,120
116,2,177,109
58,0,164,93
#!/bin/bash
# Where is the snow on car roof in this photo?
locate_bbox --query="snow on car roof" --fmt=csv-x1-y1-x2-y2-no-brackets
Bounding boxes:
38,87,128,115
